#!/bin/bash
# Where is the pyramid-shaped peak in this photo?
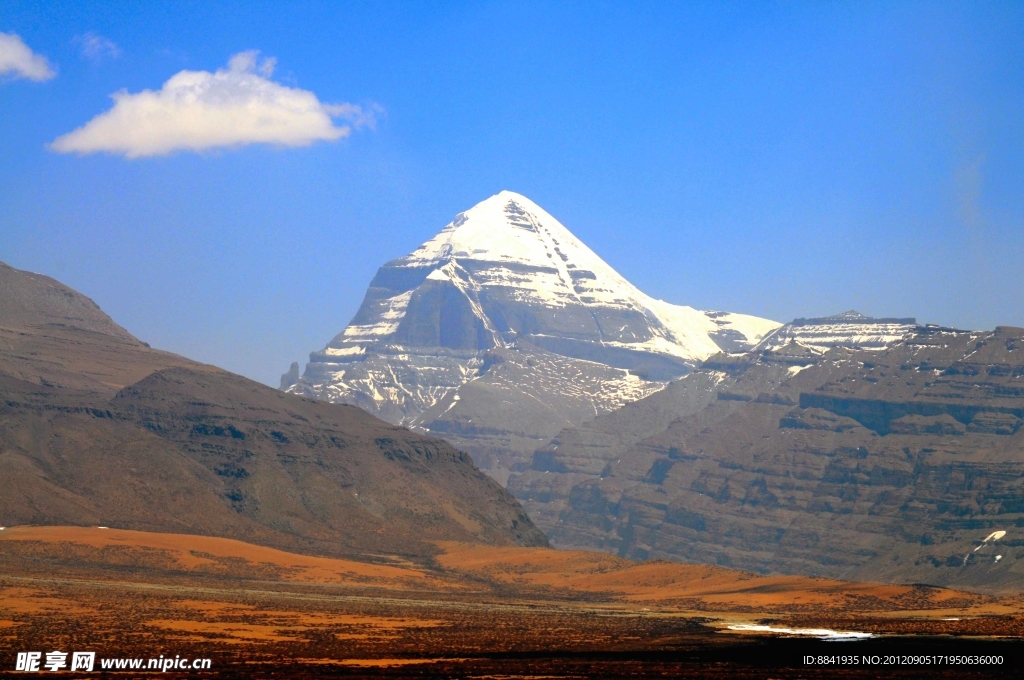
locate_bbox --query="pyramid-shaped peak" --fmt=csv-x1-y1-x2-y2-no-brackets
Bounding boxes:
400,192,631,290
487,189,534,204
446,191,552,233
290,190,782,438
453,190,561,231
471,189,540,210
354,191,780,364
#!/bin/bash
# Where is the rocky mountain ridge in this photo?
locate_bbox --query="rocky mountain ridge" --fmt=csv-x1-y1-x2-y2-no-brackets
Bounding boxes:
508,315,1024,593
508,313,918,534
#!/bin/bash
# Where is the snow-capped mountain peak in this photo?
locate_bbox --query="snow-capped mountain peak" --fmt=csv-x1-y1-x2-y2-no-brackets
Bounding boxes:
406,191,628,288
389,191,779,362
284,191,781,481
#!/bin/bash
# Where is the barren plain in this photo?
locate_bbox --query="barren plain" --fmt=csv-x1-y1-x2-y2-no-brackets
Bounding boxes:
2,526,1022,678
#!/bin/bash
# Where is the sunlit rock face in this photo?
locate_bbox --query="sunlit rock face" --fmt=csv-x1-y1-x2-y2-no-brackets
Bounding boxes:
285,191,780,482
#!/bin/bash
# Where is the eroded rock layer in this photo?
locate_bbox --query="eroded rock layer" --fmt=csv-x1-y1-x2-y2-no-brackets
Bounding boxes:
510,319,1024,592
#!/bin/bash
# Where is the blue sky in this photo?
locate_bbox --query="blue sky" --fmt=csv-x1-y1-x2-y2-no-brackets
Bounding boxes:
1,1,1022,386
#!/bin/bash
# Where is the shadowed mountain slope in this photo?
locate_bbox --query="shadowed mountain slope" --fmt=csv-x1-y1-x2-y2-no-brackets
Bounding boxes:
0,260,546,560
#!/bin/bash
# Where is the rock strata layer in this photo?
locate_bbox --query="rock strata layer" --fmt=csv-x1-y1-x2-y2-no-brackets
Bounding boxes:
509,316,1024,592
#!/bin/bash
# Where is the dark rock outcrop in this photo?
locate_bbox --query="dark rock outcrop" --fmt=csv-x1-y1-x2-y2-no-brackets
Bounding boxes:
279,361,300,390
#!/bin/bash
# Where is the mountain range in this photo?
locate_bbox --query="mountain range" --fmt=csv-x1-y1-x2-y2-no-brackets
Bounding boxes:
6,186,1022,596
279,192,1024,593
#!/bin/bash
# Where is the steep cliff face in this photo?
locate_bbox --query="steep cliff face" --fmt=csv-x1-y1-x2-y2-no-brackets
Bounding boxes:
286,191,779,481
509,319,1024,592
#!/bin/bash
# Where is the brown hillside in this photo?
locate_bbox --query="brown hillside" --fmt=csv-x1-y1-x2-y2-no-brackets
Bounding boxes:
0,261,547,560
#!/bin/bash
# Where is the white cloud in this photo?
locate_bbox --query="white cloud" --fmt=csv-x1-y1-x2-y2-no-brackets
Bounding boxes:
0,32,56,82
50,51,378,158
75,32,121,61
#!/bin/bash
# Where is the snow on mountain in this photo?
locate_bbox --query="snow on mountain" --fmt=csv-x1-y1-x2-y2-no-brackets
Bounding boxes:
285,191,781,482
330,191,775,362
754,310,918,354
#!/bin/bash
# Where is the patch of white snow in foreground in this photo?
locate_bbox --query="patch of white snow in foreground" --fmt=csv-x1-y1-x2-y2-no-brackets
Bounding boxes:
727,624,874,640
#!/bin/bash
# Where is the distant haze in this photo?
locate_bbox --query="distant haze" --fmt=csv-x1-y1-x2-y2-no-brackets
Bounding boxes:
1,1,1022,385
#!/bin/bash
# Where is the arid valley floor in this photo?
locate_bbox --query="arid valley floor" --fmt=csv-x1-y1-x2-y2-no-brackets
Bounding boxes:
2,527,1022,678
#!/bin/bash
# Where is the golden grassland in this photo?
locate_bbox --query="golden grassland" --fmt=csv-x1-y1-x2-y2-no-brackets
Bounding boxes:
2,526,1023,677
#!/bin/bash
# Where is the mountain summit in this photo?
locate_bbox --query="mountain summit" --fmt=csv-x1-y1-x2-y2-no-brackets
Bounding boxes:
286,192,780,481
